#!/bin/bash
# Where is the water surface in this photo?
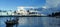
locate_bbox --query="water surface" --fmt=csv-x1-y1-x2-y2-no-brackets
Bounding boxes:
0,17,60,27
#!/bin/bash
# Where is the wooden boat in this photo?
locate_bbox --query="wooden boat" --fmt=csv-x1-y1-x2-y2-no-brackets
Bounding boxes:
5,18,19,25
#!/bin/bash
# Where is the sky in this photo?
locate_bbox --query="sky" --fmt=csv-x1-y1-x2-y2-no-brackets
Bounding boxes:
41,0,60,14
45,0,60,8
0,0,46,11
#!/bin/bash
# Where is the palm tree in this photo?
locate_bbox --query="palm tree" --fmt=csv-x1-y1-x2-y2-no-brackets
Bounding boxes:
0,10,2,12
14,11,16,13
14,11,17,15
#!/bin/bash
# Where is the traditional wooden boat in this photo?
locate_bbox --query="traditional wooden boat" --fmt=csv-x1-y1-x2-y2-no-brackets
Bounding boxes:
5,18,19,25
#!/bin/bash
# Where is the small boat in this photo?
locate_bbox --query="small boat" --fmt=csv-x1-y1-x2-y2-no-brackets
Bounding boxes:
5,18,19,25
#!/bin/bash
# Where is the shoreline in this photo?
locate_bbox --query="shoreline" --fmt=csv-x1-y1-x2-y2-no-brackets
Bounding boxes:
0,15,60,18
0,15,47,17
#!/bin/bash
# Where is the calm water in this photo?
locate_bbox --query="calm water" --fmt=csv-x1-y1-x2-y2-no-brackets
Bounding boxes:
0,17,60,27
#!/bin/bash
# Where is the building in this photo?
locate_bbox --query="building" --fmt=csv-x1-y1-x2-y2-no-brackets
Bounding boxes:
0,11,7,16
7,11,15,15
16,6,29,16
28,8,41,16
0,10,15,16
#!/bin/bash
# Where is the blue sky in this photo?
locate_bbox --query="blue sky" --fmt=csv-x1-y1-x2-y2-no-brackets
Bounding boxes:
0,0,46,10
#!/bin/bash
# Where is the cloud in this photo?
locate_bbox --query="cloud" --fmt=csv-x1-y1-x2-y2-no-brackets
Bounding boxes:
45,0,60,8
